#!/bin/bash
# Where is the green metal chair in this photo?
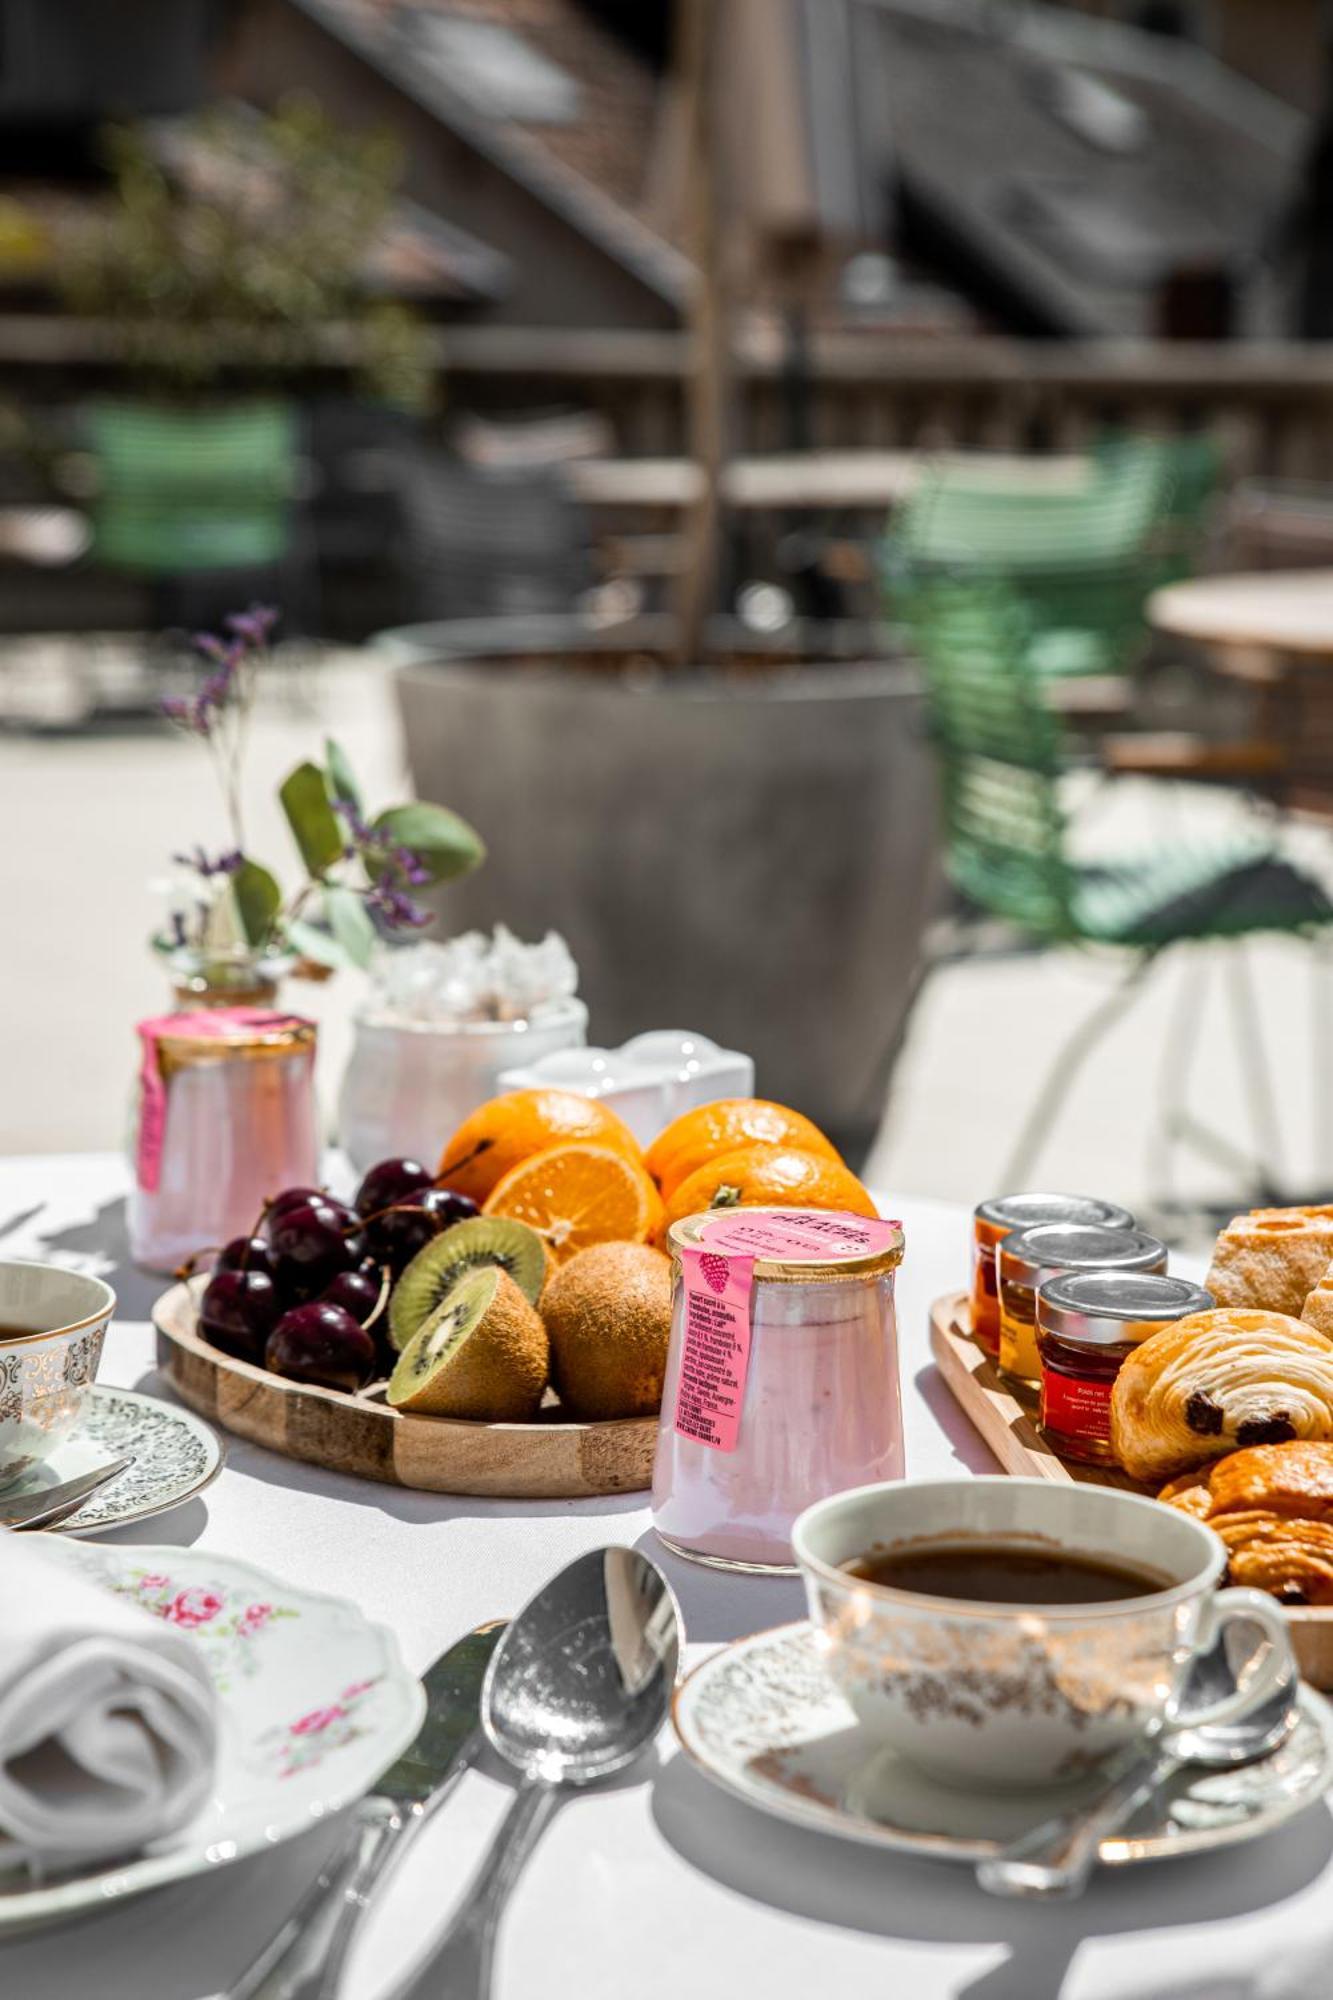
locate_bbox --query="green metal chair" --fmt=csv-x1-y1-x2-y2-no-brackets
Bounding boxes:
887,442,1176,682
906,577,1333,1195
85,400,298,574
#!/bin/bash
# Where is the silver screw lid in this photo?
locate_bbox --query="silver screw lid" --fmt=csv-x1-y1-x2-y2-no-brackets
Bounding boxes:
975,1192,1135,1234
1037,1270,1213,1348
998,1222,1167,1289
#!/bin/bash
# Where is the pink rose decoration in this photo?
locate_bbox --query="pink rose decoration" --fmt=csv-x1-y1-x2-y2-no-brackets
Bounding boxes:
291,1705,347,1736
139,1574,171,1590
239,1602,273,1635
167,1587,224,1628
340,1679,375,1700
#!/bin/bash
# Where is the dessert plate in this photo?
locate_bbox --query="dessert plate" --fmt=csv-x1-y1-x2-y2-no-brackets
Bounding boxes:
674,1623,1333,1869
0,1541,424,1933
3,1385,223,1536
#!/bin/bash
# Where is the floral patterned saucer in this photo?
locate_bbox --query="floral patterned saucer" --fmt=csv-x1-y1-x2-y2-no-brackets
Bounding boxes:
6,1384,223,1535
0,1541,425,1933
674,1623,1333,1870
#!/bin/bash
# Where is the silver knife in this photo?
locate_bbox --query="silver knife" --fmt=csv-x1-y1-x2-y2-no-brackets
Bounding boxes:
227,1622,505,2000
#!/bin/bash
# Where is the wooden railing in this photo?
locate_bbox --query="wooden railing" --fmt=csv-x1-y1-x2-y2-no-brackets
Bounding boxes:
7,316,1333,481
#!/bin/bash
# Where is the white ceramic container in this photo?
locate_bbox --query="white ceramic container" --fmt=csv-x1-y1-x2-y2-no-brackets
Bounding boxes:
338,998,588,1172
499,1029,754,1146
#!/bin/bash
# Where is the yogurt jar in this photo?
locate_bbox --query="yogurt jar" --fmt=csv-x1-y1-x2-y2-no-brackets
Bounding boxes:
651,1206,905,1573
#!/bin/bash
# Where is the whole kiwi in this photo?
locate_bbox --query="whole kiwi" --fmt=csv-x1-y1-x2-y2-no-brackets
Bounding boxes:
543,1241,672,1420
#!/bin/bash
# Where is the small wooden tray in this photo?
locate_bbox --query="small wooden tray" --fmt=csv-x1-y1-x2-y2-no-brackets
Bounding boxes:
930,1290,1333,1690
154,1280,656,1500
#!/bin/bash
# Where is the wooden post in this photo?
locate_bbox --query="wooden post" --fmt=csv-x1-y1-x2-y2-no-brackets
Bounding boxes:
673,0,729,668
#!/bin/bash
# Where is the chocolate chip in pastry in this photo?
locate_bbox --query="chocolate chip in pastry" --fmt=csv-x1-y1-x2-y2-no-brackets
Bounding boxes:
1111,1308,1333,1482
1206,1208,1333,1319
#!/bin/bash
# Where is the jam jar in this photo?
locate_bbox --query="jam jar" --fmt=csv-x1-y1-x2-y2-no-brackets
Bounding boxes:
1037,1271,1214,1465
651,1206,905,1573
971,1193,1134,1356
997,1222,1167,1386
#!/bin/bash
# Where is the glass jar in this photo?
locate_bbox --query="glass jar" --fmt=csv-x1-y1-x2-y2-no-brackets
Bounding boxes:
651,1206,905,1574
997,1223,1167,1387
1037,1271,1214,1465
128,1009,319,1272
971,1193,1134,1356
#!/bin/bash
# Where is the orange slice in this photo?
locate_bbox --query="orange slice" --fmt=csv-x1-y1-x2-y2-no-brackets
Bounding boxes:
483,1143,661,1261
437,1089,644,1205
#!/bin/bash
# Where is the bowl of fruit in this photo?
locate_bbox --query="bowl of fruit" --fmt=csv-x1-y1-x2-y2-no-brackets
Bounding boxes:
153,1087,876,1498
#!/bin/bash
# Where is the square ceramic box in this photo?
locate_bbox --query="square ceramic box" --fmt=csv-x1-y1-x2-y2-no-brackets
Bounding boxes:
498,1031,755,1147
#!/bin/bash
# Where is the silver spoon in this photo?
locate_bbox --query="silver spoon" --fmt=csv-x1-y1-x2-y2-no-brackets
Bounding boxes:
977,1623,1301,1899
0,1455,133,1532
385,1547,681,2000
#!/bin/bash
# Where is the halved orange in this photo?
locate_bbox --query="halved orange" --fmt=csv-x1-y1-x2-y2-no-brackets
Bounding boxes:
438,1089,644,1205
660,1144,878,1237
483,1143,662,1261
645,1098,841,1198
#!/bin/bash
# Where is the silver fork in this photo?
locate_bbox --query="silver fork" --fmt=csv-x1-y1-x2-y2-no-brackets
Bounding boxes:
0,1456,133,1532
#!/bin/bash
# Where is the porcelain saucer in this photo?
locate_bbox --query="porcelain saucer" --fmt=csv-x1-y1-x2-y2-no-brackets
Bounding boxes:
4,1384,223,1535
0,1540,424,1933
673,1622,1333,1869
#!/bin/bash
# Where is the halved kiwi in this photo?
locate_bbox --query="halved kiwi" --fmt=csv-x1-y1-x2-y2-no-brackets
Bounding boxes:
389,1216,548,1351
387,1265,548,1420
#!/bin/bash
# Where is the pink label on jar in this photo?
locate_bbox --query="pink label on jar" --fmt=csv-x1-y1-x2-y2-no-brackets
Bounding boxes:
674,1246,757,1452
692,1208,902,1263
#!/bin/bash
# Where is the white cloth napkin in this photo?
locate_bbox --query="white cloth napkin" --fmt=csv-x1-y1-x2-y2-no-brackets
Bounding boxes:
0,1531,218,1875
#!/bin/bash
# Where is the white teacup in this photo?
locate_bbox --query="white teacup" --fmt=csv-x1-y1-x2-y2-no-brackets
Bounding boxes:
0,1262,115,1491
793,1477,1294,1791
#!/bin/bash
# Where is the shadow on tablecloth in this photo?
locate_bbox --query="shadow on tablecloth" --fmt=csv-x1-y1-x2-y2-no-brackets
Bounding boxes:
651,1751,1333,2000
31,1194,167,1324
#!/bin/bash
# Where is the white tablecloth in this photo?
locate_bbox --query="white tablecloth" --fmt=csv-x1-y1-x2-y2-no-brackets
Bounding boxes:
0,1155,1329,2000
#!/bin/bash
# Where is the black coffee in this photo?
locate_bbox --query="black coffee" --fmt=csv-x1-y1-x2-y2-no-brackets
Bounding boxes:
842,1541,1171,1606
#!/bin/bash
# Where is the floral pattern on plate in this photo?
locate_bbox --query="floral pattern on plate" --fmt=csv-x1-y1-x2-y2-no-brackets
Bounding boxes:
0,1541,424,1935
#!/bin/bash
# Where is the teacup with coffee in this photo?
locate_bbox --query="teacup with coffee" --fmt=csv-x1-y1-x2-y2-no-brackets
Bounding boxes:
0,1262,116,1490
793,1476,1294,1790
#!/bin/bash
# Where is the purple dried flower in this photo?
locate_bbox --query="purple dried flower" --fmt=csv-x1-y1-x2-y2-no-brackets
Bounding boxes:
193,632,230,664
368,882,432,929
172,846,243,879
225,605,279,646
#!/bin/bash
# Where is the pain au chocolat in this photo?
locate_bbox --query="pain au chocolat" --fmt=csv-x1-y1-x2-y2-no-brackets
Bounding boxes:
1159,1441,1333,1605
1206,1207,1333,1319
1109,1307,1333,1483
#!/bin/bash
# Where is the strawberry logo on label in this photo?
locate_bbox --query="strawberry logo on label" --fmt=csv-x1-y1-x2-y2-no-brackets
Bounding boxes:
698,1253,730,1296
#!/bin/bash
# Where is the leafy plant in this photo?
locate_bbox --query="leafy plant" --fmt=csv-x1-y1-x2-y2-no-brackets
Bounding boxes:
155,609,484,975
59,95,433,408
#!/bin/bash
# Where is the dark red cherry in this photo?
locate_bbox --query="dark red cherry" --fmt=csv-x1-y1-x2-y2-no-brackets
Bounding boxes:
262,1187,326,1234
355,1157,434,1219
320,1268,383,1326
215,1235,277,1281
363,1187,478,1273
265,1302,377,1392
200,1269,282,1365
267,1199,356,1300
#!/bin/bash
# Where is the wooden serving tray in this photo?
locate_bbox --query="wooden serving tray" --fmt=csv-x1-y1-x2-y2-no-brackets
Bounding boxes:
929,1290,1333,1690
154,1280,656,1500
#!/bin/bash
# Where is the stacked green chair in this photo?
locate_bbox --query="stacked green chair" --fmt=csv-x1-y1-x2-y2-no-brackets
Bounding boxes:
905,576,1332,1194
887,442,1176,682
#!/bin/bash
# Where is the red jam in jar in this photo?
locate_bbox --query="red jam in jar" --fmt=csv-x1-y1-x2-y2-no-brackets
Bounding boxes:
970,1193,1132,1357
1037,1271,1214,1464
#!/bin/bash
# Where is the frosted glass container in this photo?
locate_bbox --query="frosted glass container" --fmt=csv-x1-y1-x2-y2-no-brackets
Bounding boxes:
128,1010,319,1273
651,1207,905,1573
499,1029,754,1146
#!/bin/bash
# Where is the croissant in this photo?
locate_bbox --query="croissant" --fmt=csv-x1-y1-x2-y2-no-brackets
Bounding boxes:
1156,1441,1333,1603
1302,1263,1333,1340
1110,1308,1333,1482
1206,1208,1333,1319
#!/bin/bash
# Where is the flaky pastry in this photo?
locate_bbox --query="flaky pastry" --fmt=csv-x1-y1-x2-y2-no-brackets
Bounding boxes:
1206,1208,1333,1318
1156,1439,1333,1603
1110,1308,1333,1482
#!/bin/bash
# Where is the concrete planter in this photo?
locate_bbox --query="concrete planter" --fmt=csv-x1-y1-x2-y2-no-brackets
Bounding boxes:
385,619,939,1157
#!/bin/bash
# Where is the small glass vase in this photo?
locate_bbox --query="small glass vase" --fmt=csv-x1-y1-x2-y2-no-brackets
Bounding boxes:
166,945,291,1011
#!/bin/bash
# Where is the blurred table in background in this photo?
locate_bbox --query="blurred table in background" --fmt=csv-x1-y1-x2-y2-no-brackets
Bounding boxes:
1150,569,1333,817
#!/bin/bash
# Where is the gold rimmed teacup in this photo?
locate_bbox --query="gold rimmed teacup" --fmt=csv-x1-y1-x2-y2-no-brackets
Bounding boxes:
0,1262,116,1490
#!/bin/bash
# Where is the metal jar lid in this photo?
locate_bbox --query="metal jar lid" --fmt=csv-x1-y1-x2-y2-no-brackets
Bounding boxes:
669,1206,904,1282
1037,1271,1214,1348
998,1222,1167,1290
975,1191,1135,1235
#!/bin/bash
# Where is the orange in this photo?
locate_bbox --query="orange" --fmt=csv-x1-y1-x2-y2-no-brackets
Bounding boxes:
645,1098,841,1198
438,1089,643,1205
661,1144,878,1237
483,1143,662,1262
